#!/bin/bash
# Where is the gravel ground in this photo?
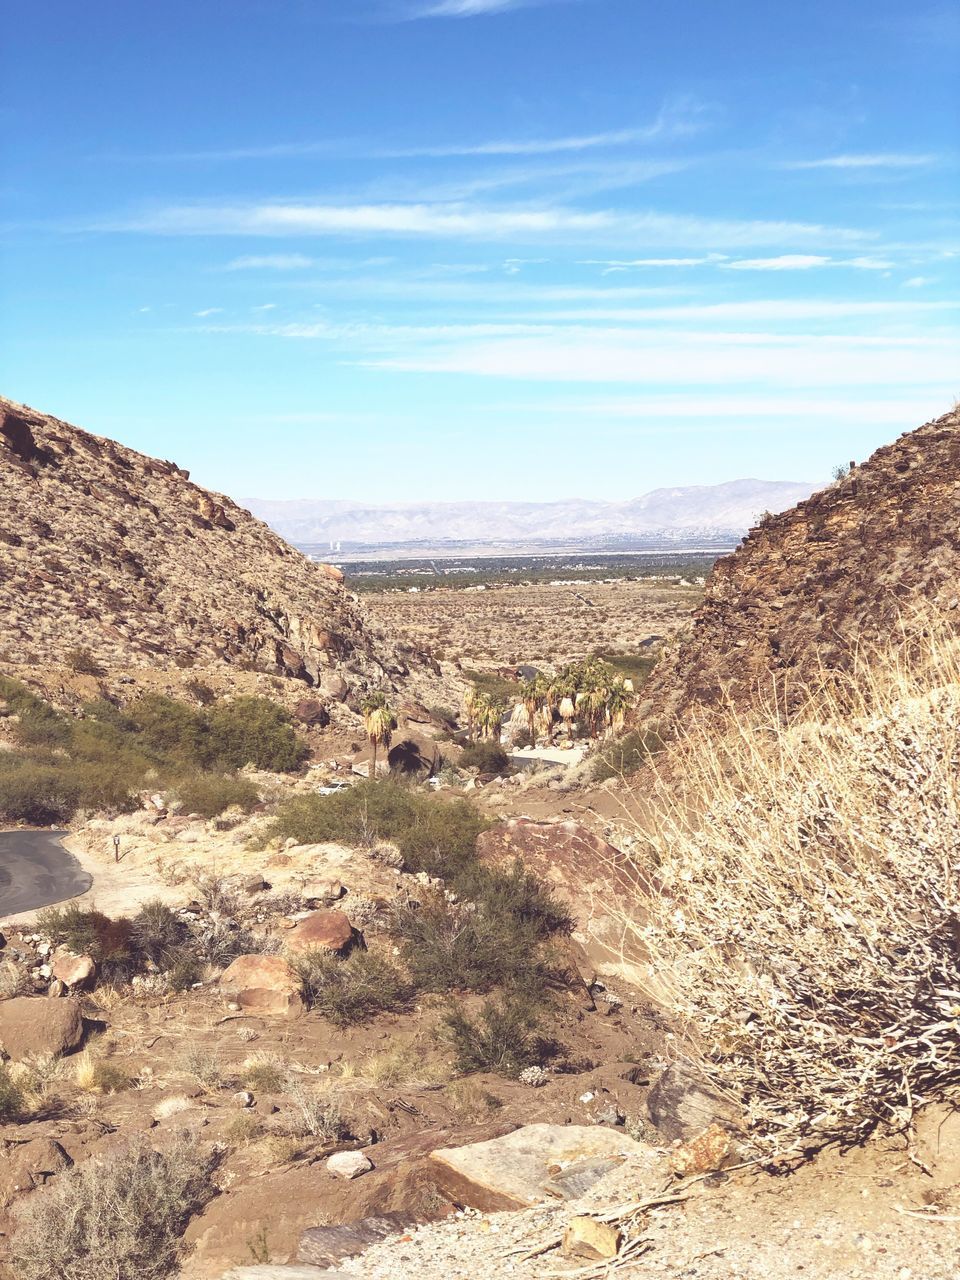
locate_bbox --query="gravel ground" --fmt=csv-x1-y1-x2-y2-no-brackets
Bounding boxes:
336,1141,960,1280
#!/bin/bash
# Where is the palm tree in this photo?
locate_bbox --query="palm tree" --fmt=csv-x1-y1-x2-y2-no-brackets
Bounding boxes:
519,675,546,746
463,684,480,742
605,678,632,734
361,692,397,779
475,691,506,742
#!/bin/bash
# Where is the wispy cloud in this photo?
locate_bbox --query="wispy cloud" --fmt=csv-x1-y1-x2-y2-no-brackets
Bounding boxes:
783,153,939,170
225,254,316,271
722,254,893,271
410,0,551,16
380,99,709,156
100,201,872,248
194,307,223,317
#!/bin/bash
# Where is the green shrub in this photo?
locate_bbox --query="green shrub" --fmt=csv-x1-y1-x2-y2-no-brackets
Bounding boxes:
205,697,308,772
268,782,489,880
9,1134,218,1280
0,1063,23,1120
37,906,138,980
165,949,205,992
443,994,549,1077
391,888,563,996
0,763,79,824
292,947,412,1026
131,901,184,966
172,773,259,818
458,741,510,774
124,695,208,763
184,679,216,706
456,860,574,939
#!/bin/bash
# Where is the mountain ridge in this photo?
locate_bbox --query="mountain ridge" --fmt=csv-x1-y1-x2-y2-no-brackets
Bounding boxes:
246,478,816,545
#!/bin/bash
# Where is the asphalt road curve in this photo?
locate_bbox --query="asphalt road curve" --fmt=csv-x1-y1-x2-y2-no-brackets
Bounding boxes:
0,829,92,917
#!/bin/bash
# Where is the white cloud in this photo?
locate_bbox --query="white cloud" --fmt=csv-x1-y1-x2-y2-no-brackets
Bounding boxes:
413,0,536,15
904,276,935,287
723,255,832,271
252,303,277,311
519,395,944,425
783,153,938,170
104,201,871,247
194,307,223,317
225,254,315,271
381,101,708,156
581,254,729,268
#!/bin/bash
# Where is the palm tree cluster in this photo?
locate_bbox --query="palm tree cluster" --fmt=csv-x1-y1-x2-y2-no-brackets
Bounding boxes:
517,658,634,745
463,685,508,742
463,659,635,749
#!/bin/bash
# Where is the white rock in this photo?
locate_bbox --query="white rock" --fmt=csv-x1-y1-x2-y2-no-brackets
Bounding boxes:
326,1150,373,1180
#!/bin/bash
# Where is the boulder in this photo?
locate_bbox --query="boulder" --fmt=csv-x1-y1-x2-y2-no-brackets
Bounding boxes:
297,1213,412,1267
562,1216,621,1261
319,672,349,702
0,1137,72,1207
285,910,355,957
294,698,330,728
427,1124,646,1212
646,1061,743,1143
0,997,84,1061
668,1122,733,1177
325,1150,373,1180
50,952,97,991
219,955,303,1017
317,562,344,585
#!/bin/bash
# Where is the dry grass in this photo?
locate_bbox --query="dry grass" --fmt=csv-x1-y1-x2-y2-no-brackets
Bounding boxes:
620,612,960,1159
9,1132,218,1280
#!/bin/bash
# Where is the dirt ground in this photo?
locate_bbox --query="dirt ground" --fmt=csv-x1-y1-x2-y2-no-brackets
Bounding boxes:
359,580,701,676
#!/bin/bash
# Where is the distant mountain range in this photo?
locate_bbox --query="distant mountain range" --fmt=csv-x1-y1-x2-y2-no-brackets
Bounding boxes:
247,480,817,547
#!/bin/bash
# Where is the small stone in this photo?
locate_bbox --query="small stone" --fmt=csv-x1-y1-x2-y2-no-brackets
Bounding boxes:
326,1150,373,1180
234,1090,254,1108
561,1216,621,1261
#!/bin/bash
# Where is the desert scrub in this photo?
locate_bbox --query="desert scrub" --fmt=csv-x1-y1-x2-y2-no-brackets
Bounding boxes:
170,772,260,819
443,994,550,1077
10,1134,218,1280
36,905,138,981
267,780,490,880
293,947,412,1025
457,740,510,774
0,1063,24,1120
592,725,663,782
620,615,960,1158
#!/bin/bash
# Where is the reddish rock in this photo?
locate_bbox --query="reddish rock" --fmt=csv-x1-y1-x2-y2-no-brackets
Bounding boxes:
318,562,344,585
285,911,355,956
219,955,304,1017
0,997,84,1061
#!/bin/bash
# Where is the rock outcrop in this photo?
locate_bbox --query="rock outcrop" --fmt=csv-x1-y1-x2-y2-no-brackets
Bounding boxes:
642,405,960,722
0,396,399,691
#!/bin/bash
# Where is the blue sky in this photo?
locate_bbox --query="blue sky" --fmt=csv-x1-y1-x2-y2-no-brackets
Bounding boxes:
2,0,957,502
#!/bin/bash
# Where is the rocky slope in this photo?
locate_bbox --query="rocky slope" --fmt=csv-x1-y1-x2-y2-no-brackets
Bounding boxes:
0,396,400,692
641,404,960,722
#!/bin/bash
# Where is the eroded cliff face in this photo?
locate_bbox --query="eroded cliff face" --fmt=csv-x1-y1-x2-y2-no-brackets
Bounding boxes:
642,405,960,722
0,396,393,689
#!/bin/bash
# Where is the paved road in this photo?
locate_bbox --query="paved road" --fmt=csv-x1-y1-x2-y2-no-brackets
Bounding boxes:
0,829,92,917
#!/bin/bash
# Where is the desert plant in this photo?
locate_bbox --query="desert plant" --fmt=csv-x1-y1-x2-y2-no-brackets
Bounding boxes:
283,1077,347,1140
458,740,509,774
443,994,548,1077
172,773,259,818
292,947,411,1026
0,1063,24,1120
9,1133,218,1280
37,906,138,980
240,1051,288,1093
131,900,184,965
66,647,106,677
618,615,960,1158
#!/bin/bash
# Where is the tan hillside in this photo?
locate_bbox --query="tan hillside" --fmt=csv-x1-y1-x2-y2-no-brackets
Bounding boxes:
642,403,960,722
0,396,401,695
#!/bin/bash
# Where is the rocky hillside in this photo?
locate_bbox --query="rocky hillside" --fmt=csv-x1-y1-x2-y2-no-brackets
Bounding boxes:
642,404,960,722
0,396,400,693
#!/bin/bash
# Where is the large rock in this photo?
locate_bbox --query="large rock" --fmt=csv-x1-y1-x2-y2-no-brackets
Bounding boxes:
0,996,84,1061
0,1137,72,1207
646,1060,743,1143
50,952,97,991
285,911,355,956
297,1214,412,1268
219,955,304,1017
427,1124,646,1212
